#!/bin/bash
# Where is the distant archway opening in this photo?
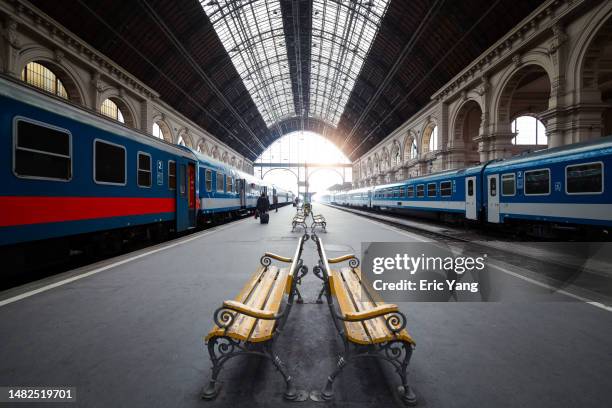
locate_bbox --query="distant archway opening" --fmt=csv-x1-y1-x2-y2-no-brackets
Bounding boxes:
511,115,547,146
498,64,550,150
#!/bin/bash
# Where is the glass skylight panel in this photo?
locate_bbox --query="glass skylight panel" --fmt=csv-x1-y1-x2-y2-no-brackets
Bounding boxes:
201,0,295,127
310,0,390,126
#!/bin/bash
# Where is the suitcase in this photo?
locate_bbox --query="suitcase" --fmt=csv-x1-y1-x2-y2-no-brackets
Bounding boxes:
260,212,269,224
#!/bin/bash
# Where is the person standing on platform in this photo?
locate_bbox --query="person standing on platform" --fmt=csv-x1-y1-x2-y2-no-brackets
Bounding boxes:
256,192,270,220
273,194,278,213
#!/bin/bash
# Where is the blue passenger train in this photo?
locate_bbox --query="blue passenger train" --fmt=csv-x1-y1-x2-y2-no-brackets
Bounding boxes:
0,76,293,252
325,137,612,238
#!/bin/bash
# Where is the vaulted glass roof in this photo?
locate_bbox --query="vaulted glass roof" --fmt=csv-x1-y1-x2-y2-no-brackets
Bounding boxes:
310,0,390,126
201,0,389,129
201,0,295,126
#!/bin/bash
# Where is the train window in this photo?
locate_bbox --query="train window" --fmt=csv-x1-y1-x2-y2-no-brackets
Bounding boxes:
179,164,186,196
394,189,399,198
14,119,71,180
501,173,515,196
566,162,603,194
168,161,176,190
227,176,233,193
490,177,497,197
467,179,474,196
94,139,126,185
399,187,404,197
205,169,212,192
525,169,550,195
416,184,424,198
440,181,452,197
216,172,224,192
137,152,151,187
427,183,436,197
407,186,414,198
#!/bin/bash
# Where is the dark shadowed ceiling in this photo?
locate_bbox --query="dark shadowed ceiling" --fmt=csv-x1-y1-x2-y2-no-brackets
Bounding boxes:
30,0,544,160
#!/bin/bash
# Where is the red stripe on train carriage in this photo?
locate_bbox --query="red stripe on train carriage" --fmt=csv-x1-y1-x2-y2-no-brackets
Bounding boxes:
0,196,176,227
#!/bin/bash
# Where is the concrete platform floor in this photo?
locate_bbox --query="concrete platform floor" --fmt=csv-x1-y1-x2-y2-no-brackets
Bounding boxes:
1,204,612,407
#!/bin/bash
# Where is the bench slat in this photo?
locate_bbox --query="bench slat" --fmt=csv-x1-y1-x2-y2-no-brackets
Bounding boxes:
250,267,291,342
207,266,282,342
329,271,370,343
339,268,390,342
331,267,415,345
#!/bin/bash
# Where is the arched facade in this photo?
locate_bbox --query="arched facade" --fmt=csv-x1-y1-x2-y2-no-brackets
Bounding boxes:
449,99,482,168
16,48,85,105
176,128,194,148
152,119,173,143
99,92,138,128
1,10,252,174
421,121,439,154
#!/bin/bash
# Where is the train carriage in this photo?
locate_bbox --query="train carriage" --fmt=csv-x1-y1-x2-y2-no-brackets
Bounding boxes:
483,138,612,231
0,77,198,247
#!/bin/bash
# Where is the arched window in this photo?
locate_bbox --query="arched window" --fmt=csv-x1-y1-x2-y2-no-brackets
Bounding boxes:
152,121,171,142
100,99,125,124
177,135,186,146
429,126,438,152
511,116,547,145
21,62,68,99
410,139,418,159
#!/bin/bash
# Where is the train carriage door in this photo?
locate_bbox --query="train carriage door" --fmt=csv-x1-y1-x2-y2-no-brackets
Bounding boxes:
487,174,500,223
465,177,477,220
187,163,196,228
176,163,188,231
238,179,246,208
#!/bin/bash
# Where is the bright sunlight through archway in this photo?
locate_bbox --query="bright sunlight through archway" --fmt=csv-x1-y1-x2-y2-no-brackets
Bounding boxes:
255,131,351,196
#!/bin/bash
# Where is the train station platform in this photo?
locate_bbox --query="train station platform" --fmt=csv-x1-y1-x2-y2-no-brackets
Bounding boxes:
1,205,612,407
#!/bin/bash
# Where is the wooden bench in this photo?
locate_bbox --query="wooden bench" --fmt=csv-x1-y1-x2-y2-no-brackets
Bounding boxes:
292,212,308,232
311,213,327,232
310,234,417,405
202,234,309,401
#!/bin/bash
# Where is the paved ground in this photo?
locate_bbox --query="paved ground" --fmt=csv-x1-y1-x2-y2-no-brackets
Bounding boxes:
1,204,612,407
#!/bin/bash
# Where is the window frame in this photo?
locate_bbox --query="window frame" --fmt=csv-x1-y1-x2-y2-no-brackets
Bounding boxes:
427,182,437,197
205,169,212,192
13,116,73,182
227,175,233,193
501,173,516,197
168,160,176,190
524,168,551,196
216,171,225,193
136,151,152,188
564,161,604,195
93,138,127,186
440,180,452,197
416,184,425,198
406,185,415,198
467,179,474,197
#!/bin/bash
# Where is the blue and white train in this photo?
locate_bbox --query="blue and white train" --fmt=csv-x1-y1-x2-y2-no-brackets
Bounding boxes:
0,76,293,252
324,137,612,238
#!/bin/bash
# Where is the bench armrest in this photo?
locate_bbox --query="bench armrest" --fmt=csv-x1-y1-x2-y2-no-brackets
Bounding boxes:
327,254,357,264
343,304,399,321
263,252,293,263
222,300,277,320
